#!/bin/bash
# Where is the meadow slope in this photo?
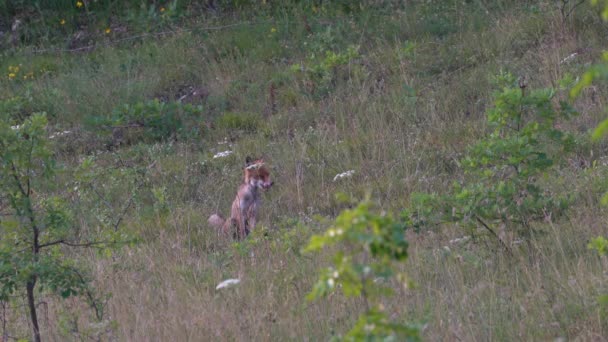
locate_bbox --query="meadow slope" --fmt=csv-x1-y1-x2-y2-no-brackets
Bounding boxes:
1,1,608,340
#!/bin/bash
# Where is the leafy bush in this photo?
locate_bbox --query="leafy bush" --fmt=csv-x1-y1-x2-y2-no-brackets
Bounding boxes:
406,73,577,247
89,99,206,143
576,0,608,320
0,0,185,46
589,236,608,255
0,95,32,122
589,236,608,316
305,198,420,341
290,45,360,97
0,113,124,342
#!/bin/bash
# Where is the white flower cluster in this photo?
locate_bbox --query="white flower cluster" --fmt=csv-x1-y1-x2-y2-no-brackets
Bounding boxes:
216,278,240,290
333,170,355,182
217,137,230,145
49,130,72,139
449,236,470,245
326,268,340,288
10,125,20,130
560,52,578,65
213,150,233,159
327,228,344,237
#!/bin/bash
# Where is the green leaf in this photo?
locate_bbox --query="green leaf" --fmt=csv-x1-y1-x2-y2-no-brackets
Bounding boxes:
588,236,608,256
592,118,608,141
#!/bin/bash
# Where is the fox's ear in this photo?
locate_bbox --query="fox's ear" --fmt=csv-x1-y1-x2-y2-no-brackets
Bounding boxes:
245,156,253,166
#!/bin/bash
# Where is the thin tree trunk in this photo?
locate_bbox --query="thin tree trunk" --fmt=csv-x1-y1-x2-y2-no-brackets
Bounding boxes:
26,278,41,342
2,301,8,342
27,197,41,342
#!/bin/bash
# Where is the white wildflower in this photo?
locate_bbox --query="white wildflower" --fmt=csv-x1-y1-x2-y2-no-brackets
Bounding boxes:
327,278,335,288
49,130,72,139
449,236,471,245
332,271,339,279
333,170,355,182
216,278,240,290
560,52,578,65
10,125,20,130
213,150,233,159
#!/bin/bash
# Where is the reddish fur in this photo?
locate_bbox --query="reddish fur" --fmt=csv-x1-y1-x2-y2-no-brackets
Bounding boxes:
208,158,273,239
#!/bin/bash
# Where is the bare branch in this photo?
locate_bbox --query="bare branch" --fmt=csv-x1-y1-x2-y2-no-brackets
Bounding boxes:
113,160,156,231
38,239,121,249
563,0,586,20
474,215,513,255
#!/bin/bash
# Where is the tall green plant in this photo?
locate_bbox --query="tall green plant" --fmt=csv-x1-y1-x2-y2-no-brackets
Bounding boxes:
305,198,419,341
290,45,360,97
408,73,576,247
0,113,121,341
572,0,608,317
88,99,206,144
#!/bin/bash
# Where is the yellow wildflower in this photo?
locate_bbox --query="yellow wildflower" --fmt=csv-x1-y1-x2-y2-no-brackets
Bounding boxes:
271,27,277,33
8,73,16,79
105,28,111,34
76,1,83,8
60,19,66,25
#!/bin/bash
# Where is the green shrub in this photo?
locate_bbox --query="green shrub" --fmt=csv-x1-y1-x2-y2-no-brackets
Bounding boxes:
216,112,261,132
0,113,125,342
290,45,361,97
305,198,420,341
89,99,206,143
0,0,186,46
0,95,32,122
576,0,608,320
406,72,578,247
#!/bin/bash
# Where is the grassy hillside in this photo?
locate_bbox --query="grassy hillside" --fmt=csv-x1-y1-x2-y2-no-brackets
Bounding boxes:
2,0,608,340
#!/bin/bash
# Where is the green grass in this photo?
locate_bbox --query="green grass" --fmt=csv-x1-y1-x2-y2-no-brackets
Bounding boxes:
2,1,608,340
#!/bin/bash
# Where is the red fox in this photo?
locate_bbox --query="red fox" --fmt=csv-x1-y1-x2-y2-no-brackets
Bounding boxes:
208,157,273,239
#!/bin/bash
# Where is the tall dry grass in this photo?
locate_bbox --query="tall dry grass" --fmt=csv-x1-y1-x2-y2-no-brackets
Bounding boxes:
1,1,608,340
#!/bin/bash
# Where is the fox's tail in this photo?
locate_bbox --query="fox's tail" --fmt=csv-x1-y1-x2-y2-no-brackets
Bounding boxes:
208,214,225,230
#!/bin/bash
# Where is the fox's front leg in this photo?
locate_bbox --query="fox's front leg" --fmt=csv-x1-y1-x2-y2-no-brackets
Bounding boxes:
247,201,258,233
237,199,249,239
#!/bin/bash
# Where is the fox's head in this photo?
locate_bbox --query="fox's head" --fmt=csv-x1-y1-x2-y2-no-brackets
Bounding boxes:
244,156,273,190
